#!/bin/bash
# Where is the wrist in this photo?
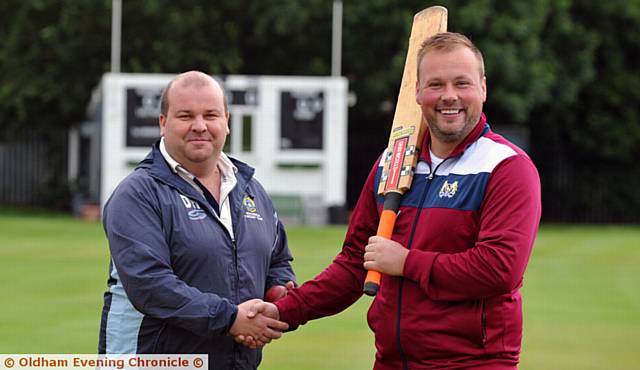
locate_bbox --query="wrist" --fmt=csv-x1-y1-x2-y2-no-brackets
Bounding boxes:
227,305,241,336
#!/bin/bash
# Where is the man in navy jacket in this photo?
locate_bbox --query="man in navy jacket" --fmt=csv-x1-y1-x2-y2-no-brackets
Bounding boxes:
99,71,295,370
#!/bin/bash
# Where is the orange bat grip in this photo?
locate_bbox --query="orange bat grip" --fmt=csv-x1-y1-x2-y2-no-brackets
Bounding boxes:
363,209,398,296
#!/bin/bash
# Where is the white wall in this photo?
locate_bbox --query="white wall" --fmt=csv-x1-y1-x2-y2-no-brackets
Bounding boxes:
91,73,348,222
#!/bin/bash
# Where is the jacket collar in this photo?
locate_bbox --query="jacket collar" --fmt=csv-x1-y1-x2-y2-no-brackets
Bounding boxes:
419,112,489,163
138,141,255,198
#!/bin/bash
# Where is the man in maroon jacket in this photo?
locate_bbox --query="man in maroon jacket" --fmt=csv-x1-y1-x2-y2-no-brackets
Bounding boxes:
241,32,541,370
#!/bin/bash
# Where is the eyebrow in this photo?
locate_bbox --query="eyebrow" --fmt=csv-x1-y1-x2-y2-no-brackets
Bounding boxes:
424,74,475,83
174,108,224,114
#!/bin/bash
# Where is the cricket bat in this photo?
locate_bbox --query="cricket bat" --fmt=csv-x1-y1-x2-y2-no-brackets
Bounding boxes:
363,6,448,296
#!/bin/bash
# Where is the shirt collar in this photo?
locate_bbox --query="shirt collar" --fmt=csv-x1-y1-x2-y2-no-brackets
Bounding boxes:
419,112,488,162
159,137,237,180
160,137,184,175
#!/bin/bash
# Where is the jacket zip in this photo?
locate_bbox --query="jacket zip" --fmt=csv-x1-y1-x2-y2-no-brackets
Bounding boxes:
232,238,240,366
232,239,240,297
151,323,167,353
152,174,247,368
481,299,487,346
396,162,446,370
171,190,243,366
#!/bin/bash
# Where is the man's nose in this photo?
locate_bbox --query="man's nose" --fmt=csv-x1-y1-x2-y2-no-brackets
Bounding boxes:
191,117,207,132
440,84,458,103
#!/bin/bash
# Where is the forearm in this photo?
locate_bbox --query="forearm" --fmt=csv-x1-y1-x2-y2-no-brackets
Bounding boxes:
404,233,535,301
110,238,238,336
275,252,365,328
105,187,236,337
403,156,541,301
275,158,381,327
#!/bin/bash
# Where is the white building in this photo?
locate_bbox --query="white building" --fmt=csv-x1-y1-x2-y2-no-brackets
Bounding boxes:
69,73,349,225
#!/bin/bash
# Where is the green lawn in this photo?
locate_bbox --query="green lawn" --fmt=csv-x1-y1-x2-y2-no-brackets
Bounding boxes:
0,208,639,369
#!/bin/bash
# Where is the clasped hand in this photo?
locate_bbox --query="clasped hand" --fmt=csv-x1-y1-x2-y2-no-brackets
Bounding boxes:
229,299,286,349
363,236,409,276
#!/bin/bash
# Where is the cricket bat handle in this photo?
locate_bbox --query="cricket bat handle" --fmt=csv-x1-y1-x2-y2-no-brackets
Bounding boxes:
363,192,402,296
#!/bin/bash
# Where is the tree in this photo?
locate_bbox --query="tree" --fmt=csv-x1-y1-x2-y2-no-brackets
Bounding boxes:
1,0,639,220
0,1,110,134
0,1,111,208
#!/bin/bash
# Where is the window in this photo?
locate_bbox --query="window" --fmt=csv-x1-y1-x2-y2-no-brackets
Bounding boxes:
242,115,252,152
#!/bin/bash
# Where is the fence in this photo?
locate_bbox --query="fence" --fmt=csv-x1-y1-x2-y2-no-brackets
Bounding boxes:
0,134,51,206
536,149,640,224
1,128,638,223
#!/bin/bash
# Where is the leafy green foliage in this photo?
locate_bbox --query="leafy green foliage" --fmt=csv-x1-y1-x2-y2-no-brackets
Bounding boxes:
566,1,640,161
0,0,110,133
1,1,639,220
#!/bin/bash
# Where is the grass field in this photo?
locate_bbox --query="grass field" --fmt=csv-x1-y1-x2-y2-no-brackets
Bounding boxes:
1,208,639,369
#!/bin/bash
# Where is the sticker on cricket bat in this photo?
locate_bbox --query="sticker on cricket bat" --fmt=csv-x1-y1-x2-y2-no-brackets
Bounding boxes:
384,137,408,192
391,127,416,139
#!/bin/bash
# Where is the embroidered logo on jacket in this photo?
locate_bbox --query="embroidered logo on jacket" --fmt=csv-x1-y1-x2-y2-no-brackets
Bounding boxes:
243,195,263,221
179,195,207,220
439,180,459,198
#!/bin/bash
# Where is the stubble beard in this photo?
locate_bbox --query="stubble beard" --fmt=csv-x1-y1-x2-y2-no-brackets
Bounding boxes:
185,143,220,164
429,110,480,144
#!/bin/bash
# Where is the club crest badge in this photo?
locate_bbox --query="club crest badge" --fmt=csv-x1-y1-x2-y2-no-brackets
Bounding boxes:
243,195,263,221
439,180,459,198
243,195,257,213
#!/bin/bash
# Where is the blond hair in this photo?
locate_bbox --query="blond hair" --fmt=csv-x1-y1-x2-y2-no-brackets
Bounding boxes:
416,32,485,80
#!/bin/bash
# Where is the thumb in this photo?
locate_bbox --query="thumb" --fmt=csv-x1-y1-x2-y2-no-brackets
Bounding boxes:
286,281,295,290
247,302,266,319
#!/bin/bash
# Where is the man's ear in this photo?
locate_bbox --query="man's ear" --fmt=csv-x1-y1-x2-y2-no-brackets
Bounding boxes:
159,114,166,136
481,76,487,102
225,111,230,135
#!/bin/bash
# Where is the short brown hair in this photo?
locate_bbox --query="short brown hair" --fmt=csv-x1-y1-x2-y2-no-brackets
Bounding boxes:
160,71,228,116
416,32,485,80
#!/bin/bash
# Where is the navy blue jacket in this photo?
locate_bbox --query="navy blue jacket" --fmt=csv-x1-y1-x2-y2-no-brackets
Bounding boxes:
99,144,295,370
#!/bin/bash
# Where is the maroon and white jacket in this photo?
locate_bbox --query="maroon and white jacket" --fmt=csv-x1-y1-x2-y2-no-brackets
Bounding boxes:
276,114,541,369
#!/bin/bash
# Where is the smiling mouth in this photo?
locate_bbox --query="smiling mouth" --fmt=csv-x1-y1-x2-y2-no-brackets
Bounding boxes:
437,108,464,116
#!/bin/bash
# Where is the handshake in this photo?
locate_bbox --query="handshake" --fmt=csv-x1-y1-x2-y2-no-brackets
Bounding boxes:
228,282,293,349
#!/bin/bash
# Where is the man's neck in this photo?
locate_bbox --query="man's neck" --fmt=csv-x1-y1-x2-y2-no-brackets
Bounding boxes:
429,140,456,159
182,156,220,179
189,159,222,202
